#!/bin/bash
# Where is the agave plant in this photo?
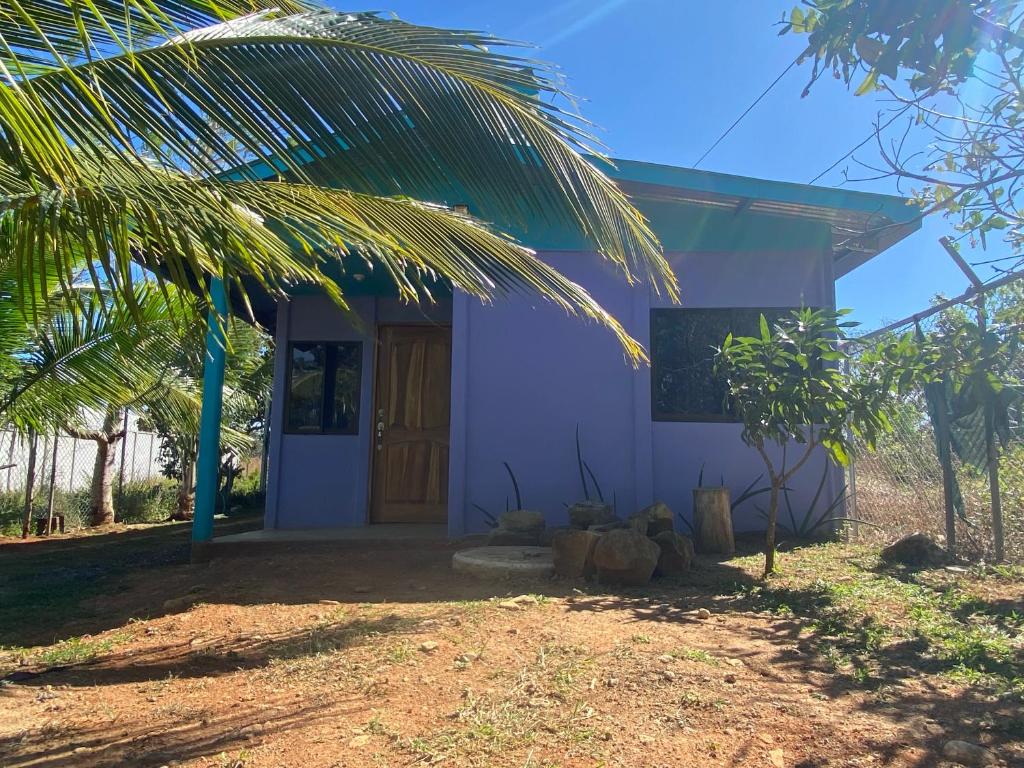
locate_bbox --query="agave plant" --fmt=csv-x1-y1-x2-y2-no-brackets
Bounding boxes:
1,1,677,358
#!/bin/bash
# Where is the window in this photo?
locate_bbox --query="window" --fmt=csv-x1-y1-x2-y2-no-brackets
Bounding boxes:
651,308,795,422
285,342,363,434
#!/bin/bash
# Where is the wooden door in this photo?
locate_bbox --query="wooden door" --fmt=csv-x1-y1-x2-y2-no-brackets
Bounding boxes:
370,326,452,523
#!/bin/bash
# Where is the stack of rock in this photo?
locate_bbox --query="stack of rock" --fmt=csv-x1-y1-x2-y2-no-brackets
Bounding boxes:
552,501,694,585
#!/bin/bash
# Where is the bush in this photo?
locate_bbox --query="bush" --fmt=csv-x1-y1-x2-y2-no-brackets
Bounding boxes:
116,479,177,524
0,486,90,536
0,491,21,536
221,470,264,516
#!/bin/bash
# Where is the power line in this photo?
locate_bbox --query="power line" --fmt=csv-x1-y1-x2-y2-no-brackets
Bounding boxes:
808,105,911,185
692,57,798,169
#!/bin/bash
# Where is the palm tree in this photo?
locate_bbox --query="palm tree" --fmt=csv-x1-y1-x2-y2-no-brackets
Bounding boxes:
140,319,272,520
0,268,206,529
1,1,677,359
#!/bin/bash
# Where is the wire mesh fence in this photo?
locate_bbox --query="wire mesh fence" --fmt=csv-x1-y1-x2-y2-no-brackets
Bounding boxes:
845,313,1024,563
0,428,163,494
0,422,167,534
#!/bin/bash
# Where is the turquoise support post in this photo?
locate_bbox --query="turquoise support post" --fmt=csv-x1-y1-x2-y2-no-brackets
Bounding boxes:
192,277,228,557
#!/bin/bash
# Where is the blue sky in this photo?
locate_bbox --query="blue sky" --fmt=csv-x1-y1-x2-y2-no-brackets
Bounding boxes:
371,0,1008,331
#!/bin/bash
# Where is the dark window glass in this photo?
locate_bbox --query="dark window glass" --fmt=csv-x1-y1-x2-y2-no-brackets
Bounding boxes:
651,308,794,422
326,343,362,432
287,343,325,432
285,342,362,434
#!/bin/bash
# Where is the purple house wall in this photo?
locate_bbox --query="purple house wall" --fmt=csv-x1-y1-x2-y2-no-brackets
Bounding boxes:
262,161,919,536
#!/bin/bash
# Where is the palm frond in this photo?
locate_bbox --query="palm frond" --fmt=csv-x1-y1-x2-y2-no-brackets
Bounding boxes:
2,0,314,69
6,9,676,301
1,169,648,358
0,283,201,432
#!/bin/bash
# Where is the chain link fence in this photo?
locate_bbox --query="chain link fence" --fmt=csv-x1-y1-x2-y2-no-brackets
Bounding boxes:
845,314,1024,563
0,421,167,535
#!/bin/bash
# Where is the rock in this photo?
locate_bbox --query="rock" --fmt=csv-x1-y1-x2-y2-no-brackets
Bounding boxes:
592,529,660,586
768,748,785,768
652,531,694,577
941,740,996,766
498,600,523,610
318,599,341,605
539,526,568,547
588,520,629,533
642,501,674,535
486,528,541,546
511,594,538,605
499,509,545,533
161,596,194,613
552,529,601,578
696,608,711,620
349,734,371,747
568,501,615,530
628,509,650,535
880,533,948,567
418,641,439,653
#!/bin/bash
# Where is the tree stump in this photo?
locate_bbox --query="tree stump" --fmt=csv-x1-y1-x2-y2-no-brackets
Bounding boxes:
693,487,734,556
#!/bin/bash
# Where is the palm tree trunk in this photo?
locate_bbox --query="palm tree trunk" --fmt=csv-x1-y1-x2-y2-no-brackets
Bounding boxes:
174,454,196,520
89,434,118,526
66,408,126,527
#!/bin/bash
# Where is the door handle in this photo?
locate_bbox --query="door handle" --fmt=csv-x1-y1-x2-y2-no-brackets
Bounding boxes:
376,418,384,450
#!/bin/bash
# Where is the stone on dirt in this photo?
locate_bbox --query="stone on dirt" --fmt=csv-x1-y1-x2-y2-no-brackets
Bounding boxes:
880,533,949,567
486,528,541,546
499,509,545,533
568,501,615,530
161,596,194,613
418,641,439,653
941,740,996,767
638,501,674,536
588,520,629,533
551,529,601,578
652,531,695,576
592,529,660,586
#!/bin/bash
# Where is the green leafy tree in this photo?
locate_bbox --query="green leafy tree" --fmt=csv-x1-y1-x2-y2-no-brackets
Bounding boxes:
1,0,677,360
0,276,204,528
783,1,1024,265
142,321,271,518
716,308,900,577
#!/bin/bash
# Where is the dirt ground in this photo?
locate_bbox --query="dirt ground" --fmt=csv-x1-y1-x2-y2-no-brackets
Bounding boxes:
0,533,1022,768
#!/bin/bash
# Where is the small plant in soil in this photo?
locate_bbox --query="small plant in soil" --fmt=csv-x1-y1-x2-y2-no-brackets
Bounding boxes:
715,307,900,577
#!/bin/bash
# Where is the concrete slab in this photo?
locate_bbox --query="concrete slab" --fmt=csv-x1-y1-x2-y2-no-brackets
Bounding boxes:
213,524,448,543
452,546,554,579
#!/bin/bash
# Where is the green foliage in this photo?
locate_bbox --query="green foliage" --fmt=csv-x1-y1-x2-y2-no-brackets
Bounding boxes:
116,479,178,524
716,307,900,576
0,487,91,536
914,315,1024,448
0,1,678,362
783,1,1024,264
717,307,895,466
782,0,1007,96
0,274,204,438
